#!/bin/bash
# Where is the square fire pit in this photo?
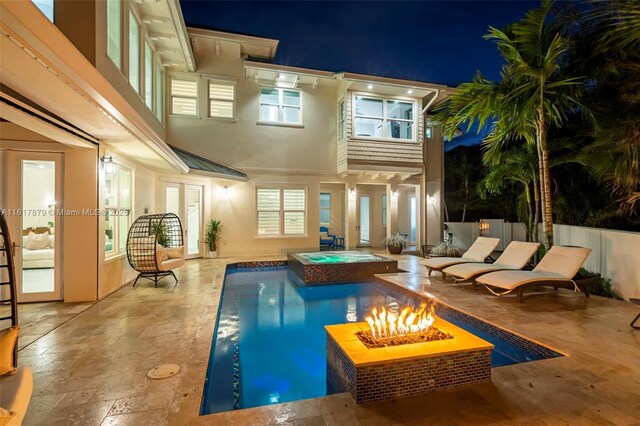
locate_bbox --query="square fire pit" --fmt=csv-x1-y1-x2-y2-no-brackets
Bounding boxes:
325,317,493,403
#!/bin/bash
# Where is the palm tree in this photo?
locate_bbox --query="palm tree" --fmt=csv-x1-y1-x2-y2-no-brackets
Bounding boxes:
435,0,586,249
577,1,640,213
445,149,476,222
480,146,539,242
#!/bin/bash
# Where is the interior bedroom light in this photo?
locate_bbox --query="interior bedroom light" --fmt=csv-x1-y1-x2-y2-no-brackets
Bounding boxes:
222,185,229,197
367,84,373,90
349,187,356,197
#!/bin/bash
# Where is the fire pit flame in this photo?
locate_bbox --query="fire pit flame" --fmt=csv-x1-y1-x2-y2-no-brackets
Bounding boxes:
365,303,435,340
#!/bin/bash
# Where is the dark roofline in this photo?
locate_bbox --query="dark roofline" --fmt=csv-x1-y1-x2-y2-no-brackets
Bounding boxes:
168,145,247,180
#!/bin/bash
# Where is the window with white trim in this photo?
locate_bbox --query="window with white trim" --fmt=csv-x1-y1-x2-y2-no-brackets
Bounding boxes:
209,81,235,118
106,0,120,69
144,41,153,109
257,187,306,236
320,193,331,226
155,64,164,122
105,165,132,256
170,78,197,116
338,99,346,140
259,88,301,124
128,12,140,93
354,96,415,141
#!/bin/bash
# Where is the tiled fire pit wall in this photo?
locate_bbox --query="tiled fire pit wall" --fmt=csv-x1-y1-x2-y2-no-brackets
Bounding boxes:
325,318,493,404
287,252,398,284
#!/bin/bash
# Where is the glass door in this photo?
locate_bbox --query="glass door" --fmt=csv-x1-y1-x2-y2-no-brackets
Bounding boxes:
185,185,202,258
410,196,417,245
163,183,203,259
8,152,63,302
357,194,372,246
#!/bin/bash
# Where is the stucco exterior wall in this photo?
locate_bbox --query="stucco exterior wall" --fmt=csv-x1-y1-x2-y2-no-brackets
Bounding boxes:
166,72,338,173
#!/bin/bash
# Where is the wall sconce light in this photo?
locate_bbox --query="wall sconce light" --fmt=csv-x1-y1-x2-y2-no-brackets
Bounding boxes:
391,189,399,199
427,194,434,204
101,155,116,175
349,187,356,197
479,219,490,236
222,185,229,197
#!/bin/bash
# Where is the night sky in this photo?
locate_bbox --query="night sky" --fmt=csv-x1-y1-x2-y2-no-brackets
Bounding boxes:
180,0,540,147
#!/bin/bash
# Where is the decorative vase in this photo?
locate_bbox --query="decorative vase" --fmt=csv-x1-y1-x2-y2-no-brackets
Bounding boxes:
387,244,403,255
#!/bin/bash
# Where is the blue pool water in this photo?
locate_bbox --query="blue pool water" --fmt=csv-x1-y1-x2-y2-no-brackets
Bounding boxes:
201,267,558,414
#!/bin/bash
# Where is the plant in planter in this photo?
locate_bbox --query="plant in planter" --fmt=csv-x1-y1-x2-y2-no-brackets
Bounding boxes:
204,219,222,258
384,233,406,255
150,221,170,247
430,240,464,257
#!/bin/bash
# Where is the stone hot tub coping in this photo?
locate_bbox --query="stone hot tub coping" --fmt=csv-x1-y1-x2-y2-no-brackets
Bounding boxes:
325,317,494,367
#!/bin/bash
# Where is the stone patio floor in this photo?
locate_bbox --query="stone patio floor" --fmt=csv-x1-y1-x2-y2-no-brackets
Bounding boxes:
14,253,640,425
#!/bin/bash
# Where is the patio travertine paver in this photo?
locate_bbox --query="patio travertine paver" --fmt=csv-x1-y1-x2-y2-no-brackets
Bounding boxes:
15,253,640,425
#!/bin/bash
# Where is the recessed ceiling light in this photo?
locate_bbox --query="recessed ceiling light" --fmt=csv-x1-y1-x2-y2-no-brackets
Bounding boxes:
367,84,373,90
407,89,414,94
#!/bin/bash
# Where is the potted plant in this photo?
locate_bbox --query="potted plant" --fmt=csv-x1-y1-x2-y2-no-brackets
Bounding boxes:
150,222,170,247
384,233,406,255
204,219,222,258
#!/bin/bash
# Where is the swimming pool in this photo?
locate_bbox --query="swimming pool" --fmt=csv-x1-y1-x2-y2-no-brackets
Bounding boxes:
201,266,562,414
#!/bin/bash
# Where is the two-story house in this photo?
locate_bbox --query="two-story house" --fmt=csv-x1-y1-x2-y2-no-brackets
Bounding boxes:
0,0,451,304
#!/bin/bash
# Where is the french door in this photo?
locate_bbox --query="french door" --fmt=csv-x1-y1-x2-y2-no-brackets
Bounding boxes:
164,183,203,259
357,194,372,246
6,152,63,302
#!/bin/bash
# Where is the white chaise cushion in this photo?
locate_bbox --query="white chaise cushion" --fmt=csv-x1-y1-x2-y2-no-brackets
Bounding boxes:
421,257,476,270
477,270,568,290
533,246,592,278
443,241,539,280
461,237,501,261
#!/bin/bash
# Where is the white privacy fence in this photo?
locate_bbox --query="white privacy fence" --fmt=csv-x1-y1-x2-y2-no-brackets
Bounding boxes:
444,221,640,300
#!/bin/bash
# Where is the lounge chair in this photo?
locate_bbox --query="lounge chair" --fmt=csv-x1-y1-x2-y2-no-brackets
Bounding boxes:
476,245,592,303
421,237,500,277
443,241,540,283
319,226,336,250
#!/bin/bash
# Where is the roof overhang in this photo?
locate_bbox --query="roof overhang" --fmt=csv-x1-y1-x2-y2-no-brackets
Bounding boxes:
245,61,338,89
169,145,247,181
338,72,450,98
0,1,189,173
133,0,196,71
188,27,279,61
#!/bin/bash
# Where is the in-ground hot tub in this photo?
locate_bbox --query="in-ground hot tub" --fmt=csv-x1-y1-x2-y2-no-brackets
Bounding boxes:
288,251,399,283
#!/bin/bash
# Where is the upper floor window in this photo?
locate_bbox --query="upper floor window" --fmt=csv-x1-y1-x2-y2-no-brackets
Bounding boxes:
32,0,54,22
259,88,301,124
338,99,346,141
155,64,164,122
106,0,120,68
354,96,415,141
320,193,331,226
128,12,140,93
104,164,132,257
144,41,153,109
170,78,197,116
257,187,306,236
209,81,235,118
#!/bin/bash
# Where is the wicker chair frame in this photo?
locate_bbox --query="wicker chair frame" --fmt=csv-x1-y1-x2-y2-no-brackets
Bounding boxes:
126,213,184,287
